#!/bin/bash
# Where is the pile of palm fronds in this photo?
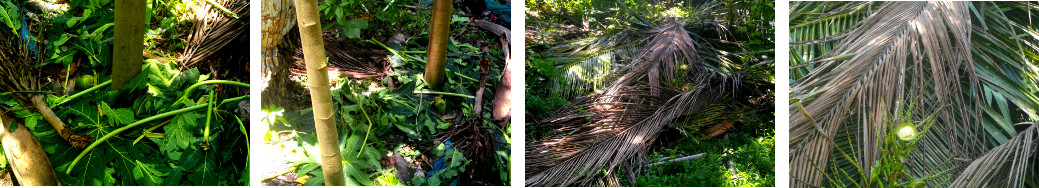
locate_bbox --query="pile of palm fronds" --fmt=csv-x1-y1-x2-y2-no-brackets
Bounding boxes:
526,10,767,185
181,0,250,68
290,42,392,80
790,1,1039,187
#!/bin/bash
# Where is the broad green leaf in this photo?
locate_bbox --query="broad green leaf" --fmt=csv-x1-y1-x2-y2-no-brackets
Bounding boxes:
160,113,203,160
100,102,135,126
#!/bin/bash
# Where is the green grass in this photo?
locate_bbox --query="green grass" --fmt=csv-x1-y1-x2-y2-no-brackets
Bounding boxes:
628,112,775,187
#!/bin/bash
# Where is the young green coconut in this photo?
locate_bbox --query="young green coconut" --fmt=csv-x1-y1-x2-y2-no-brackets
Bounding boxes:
897,122,917,141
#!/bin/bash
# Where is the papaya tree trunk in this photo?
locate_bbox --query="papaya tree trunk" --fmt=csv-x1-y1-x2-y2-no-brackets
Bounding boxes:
111,0,146,90
0,111,59,186
293,0,346,185
424,0,452,88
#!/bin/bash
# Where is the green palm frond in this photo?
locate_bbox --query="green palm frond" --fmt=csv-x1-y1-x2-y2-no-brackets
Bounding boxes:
789,1,872,80
546,31,644,99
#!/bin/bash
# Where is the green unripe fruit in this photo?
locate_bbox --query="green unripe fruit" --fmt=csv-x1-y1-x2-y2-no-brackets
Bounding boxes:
433,97,447,115
76,75,96,89
898,122,917,141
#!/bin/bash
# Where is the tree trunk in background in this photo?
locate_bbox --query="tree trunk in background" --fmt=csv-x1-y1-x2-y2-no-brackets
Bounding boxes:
293,0,346,185
111,0,145,90
424,0,452,88
0,111,59,186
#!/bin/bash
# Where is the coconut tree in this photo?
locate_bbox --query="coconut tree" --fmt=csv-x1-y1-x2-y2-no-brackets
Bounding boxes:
525,1,774,186
790,1,1039,187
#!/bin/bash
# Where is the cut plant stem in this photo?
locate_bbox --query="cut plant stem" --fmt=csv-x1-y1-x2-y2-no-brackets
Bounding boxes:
57,80,112,106
178,80,250,104
33,95,91,148
647,153,706,168
367,39,423,62
66,95,247,174
414,90,474,99
132,119,171,145
357,98,373,158
295,0,346,185
203,90,216,150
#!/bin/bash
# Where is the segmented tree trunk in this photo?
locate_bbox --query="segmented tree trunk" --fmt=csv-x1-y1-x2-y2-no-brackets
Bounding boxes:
424,0,452,88
293,0,346,185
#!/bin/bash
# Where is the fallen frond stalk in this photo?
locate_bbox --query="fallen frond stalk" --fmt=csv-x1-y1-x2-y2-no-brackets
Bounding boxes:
647,153,706,168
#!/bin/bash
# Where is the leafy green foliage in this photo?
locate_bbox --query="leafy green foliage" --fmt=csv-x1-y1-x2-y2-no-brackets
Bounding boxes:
524,51,568,137
0,0,21,35
37,0,115,67
319,0,435,40
629,112,775,187
142,0,189,51
319,0,368,39
263,0,510,183
411,143,470,186
0,60,248,185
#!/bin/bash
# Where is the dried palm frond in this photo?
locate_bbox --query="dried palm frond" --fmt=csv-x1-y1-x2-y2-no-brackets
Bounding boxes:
789,2,981,186
949,123,1039,187
181,0,250,68
525,19,740,186
298,42,391,79
527,86,723,186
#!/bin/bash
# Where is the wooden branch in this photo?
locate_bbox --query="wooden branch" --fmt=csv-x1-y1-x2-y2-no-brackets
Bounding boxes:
647,153,706,168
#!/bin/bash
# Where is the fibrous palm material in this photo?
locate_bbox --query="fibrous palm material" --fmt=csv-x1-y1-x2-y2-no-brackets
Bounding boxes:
525,20,744,186
291,41,392,80
181,0,250,68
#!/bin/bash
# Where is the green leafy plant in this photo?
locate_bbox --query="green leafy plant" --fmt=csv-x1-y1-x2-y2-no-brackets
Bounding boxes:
39,0,115,67
1,60,249,185
410,143,470,186
318,0,369,39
